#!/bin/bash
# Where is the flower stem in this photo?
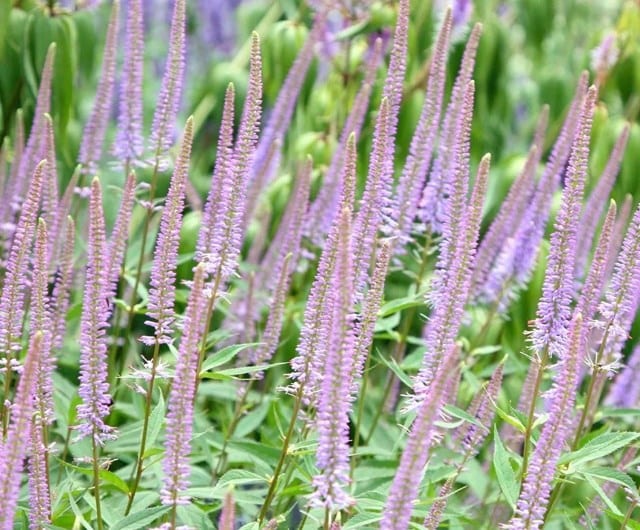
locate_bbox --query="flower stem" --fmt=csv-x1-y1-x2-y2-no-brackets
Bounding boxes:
521,345,549,479
92,429,104,530
125,339,162,515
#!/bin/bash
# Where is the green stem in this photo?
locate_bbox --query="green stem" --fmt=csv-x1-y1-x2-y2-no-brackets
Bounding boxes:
258,384,303,523
125,339,162,515
521,346,549,479
92,429,104,530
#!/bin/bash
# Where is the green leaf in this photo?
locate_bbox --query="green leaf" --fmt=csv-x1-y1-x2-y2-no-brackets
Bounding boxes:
577,466,637,491
376,351,412,387
583,474,623,516
144,393,165,456
59,462,129,494
494,405,526,433
378,293,424,318
559,431,640,468
443,404,484,428
493,426,519,509
199,343,261,374
110,507,172,530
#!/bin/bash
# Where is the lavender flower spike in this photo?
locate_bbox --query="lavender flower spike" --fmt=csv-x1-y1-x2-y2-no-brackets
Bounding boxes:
31,219,55,425
204,34,262,284
50,217,75,350
78,0,119,172
161,264,207,507
575,123,630,274
311,207,355,511
42,115,60,260
113,0,145,163
529,86,597,360
142,117,194,346
196,83,235,262
149,0,186,157
603,193,632,283
505,313,584,530
0,333,42,530
76,178,115,445
606,342,640,408
382,349,458,530
105,170,137,300
393,8,452,249
219,491,235,530
29,411,51,530
418,23,482,233
0,160,45,363
0,111,24,234
575,199,616,325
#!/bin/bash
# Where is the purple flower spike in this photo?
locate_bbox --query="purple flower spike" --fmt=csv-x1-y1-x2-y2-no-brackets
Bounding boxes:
0,332,42,530
31,219,55,425
474,106,548,298
142,117,194,346
197,83,235,262
0,160,45,361
311,207,355,511
529,86,597,360
28,412,51,530
412,154,490,406
149,0,186,158
113,0,145,163
161,264,207,507
78,0,119,173
575,123,630,276
505,313,584,530
575,200,616,324
383,349,459,530
394,9,452,250
606,342,640,408
219,490,235,530
76,178,115,445
603,193,633,283
418,23,482,233
41,115,60,261
50,217,75,350
305,37,383,245
106,170,137,301
203,34,262,285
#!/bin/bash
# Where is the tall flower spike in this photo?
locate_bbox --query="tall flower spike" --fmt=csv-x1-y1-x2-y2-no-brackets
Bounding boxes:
305,37,383,245
482,75,589,313
383,350,458,530
288,127,357,402
78,0,119,172
604,193,633,282
596,202,640,370
311,207,356,511
529,86,597,360
606,343,640,408
204,34,262,284
142,117,194,346
76,178,115,444
411,154,490,406
0,110,24,233
350,97,391,295
105,171,137,300
28,411,51,530
394,9,452,249
0,161,45,362
505,313,583,530
418,23,482,233
0,333,41,530
31,219,55,425
50,217,75,350
349,239,391,395
149,0,186,157
428,80,475,303
249,15,326,193
249,254,292,378
256,156,312,295
474,106,548,297
575,200,616,324
575,123,630,274
161,264,207,506
41,115,60,261
113,0,145,162
196,83,235,262
17,45,55,201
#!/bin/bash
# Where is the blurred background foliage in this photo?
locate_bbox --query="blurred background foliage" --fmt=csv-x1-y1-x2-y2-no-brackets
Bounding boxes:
1,0,640,389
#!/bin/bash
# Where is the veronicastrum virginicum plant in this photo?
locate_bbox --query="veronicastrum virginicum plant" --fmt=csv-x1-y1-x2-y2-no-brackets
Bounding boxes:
0,0,640,529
